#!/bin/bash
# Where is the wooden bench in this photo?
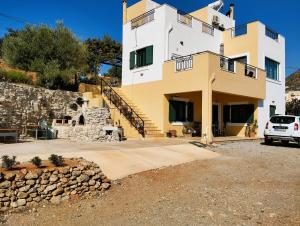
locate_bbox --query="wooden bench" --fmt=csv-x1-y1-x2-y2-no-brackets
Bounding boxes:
0,129,19,143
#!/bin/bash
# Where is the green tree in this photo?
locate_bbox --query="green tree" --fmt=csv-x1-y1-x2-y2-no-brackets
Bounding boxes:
286,99,300,116
85,35,122,76
2,22,87,90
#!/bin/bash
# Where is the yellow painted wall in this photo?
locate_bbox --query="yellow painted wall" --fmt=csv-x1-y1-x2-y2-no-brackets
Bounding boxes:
190,7,209,23
208,53,266,99
126,0,147,23
223,22,260,67
121,52,265,141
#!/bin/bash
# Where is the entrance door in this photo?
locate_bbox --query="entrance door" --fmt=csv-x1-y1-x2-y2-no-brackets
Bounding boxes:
212,105,219,136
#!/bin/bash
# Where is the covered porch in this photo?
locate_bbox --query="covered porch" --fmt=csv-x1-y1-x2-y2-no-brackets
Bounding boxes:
164,91,260,142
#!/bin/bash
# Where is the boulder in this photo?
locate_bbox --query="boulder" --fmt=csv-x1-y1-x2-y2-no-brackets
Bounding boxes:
77,174,89,183
25,172,38,180
0,181,11,189
52,187,64,196
17,199,26,207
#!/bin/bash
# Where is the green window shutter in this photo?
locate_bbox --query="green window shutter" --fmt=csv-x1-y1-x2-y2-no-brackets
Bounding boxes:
130,51,135,70
187,102,194,122
169,101,176,122
145,46,153,66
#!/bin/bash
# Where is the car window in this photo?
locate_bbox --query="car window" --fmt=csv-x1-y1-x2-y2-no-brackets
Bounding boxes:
270,116,295,124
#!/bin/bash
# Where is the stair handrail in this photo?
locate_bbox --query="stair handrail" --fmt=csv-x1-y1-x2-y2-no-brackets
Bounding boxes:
97,77,145,137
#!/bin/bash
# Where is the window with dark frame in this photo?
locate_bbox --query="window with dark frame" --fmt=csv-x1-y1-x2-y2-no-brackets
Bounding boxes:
223,104,254,124
169,100,194,122
265,57,279,81
130,46,153,70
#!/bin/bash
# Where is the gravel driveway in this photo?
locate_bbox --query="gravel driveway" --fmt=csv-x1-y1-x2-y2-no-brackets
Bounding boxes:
2,140,300,226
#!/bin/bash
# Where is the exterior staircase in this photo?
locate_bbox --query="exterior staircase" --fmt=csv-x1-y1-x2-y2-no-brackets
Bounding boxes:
98,78,164,138
112,87,164,138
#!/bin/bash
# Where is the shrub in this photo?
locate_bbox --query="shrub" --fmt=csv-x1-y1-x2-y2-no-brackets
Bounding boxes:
48,154,64,167
1,155,18,170
0,69,33,85
30,156,42,168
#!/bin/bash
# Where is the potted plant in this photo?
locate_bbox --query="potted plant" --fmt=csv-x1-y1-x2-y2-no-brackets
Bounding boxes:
250,120,258,138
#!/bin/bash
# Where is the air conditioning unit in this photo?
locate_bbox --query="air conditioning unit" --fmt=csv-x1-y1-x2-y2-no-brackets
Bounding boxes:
212,15,220,25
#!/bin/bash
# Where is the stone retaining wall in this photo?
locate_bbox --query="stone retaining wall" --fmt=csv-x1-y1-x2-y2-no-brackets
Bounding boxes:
0,159,111,211
0,82,81,130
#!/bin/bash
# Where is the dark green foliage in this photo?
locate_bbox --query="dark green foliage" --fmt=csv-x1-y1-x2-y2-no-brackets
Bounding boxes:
0,68,33,84
2,22,86,90
30,156,42,168
48,154,64,167
286,99,300,116
1,155,18,170
286,70,300,91
84,36,122,76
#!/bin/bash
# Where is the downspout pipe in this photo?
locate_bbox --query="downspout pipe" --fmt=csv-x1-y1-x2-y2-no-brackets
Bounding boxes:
165,24,173,61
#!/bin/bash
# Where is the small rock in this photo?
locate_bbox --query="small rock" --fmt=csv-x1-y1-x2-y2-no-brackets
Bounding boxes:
52,187,64,196
41,180,49,185
19,185,31,192
77,174,89,183
88,180,96,186
26,180,36,185
72,171,81,177
17,199,27,207
0,181,11,189
50,196,61,204
17,192,28,199
49,175,58,182
10,202,18,208
101,183,111,190
25,172,38,180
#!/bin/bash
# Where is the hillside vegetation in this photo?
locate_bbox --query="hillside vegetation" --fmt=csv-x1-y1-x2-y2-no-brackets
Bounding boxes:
286,70,300,90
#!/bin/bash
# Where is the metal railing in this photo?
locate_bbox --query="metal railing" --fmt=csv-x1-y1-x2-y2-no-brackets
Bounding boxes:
220,56,235,72
99,77,145,137
202,23,214,36
245,64,257,79
131,10,155,29
176,55,193,72
177,11,192,27
232,24,247,37
265,27,278,41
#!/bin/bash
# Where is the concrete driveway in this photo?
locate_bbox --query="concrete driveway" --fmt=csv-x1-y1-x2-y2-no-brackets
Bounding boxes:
0,139,220,179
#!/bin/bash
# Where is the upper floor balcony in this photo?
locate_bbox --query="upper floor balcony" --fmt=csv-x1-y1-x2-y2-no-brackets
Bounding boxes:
163,51,266,99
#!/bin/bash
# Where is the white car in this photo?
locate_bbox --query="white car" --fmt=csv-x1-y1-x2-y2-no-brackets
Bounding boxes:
264,115,300,146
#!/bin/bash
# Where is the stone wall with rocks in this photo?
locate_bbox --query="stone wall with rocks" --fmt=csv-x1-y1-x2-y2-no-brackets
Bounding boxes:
0,159,111,211
0,82,82,131
53,108,120,142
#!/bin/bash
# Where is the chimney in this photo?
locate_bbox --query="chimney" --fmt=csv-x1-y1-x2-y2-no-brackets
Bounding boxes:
229,3,235,20
123,0,128,24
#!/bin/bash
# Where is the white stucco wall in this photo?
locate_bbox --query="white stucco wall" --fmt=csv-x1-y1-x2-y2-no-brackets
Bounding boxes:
257,22,286,137
122,4,225,86
207,7,235,29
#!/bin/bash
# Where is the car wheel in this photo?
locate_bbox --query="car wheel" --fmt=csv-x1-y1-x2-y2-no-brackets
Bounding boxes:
265,138,273,145
281,140,289,146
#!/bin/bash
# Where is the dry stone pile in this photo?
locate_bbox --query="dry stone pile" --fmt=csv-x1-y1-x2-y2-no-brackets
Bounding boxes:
0,159,111,211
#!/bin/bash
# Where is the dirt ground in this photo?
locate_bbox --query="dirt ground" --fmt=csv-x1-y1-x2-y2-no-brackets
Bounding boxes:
1,140,300,226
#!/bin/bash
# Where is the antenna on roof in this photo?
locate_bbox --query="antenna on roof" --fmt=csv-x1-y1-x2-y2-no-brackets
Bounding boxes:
208,0,224,12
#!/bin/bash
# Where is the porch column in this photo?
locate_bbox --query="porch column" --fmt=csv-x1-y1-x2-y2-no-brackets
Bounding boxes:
201,76,214,144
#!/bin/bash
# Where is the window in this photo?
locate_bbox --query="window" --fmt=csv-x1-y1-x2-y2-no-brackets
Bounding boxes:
270,116,295,124
265,57,279,80
269,105,276,118
223,104,254,124
169,100,194,122
129,46,153,70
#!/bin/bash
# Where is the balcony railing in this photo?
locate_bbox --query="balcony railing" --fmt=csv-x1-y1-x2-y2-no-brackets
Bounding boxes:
175,55,193,72
177,11,192,27
131,10,155,29
245,64,257,79
265,27,278,41
232,24,247,37
202,23,214,36
220,56,235,72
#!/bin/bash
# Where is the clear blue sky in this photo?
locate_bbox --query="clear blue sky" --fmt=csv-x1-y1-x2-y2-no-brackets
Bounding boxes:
0,0,299,76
